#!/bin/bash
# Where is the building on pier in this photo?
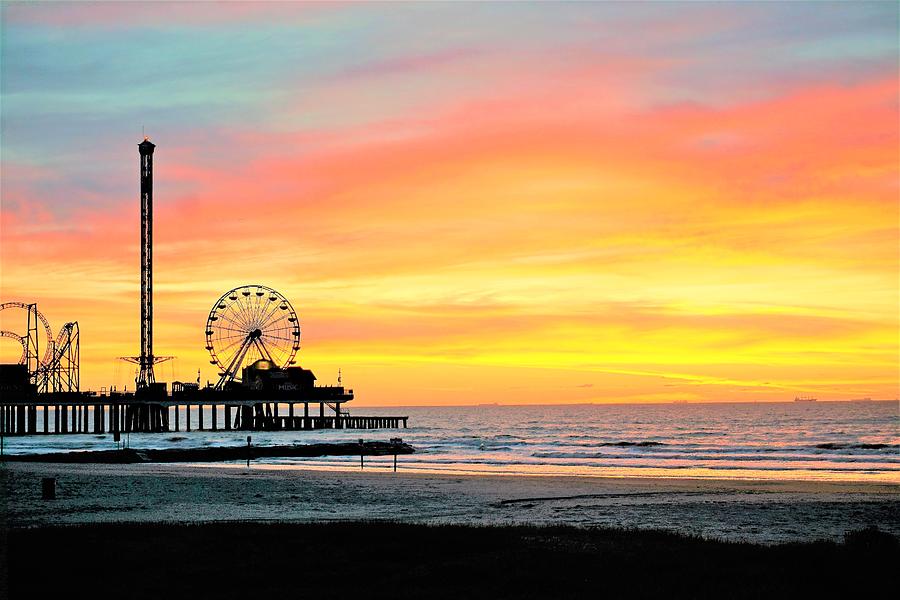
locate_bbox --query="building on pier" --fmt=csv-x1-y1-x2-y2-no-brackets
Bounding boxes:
0,355,409,435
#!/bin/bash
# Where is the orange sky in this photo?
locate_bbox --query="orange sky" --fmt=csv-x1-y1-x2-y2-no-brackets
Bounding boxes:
1,2,898,404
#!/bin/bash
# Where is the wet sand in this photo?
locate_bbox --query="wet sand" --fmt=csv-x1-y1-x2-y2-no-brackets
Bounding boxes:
4,461,899,543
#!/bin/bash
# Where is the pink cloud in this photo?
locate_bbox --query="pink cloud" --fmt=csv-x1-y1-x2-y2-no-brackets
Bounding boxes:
2,1,335,29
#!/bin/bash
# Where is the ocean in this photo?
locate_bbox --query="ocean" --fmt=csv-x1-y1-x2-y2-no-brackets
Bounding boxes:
5,401,898,483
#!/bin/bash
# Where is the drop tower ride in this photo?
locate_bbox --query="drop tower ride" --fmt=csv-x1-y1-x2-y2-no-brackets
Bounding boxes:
121,138,170,393
137,138,156,388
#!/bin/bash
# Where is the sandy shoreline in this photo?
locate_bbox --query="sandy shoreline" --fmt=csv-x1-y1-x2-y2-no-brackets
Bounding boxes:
4,461,898,543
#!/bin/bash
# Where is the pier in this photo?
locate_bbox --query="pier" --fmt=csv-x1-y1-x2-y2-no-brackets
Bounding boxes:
0,140,412,439
0,395,407,436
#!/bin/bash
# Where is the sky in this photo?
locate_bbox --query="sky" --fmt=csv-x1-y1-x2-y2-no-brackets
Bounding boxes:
1,1,898,405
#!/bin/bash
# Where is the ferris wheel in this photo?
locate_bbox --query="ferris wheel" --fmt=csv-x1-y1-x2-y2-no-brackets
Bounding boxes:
205,285,300,386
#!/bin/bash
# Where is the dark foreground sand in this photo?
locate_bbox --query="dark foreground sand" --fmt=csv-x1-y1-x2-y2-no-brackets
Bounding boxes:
5,521,899,600
4,461,899,543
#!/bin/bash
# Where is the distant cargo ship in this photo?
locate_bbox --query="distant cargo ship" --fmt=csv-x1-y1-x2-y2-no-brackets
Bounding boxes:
794,396,817,403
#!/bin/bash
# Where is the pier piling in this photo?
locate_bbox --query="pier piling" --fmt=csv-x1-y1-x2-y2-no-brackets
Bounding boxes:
0,398,408,436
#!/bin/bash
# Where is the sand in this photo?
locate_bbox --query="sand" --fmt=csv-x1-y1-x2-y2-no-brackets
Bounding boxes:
3,461,898,543
7,521,900,600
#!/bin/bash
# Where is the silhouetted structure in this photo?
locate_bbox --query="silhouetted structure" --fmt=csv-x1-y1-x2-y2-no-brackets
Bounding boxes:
0,301,79,393
0,137,407,436
37,321,80,394
138,138,155,388
205,284,301,389
121,138,171,390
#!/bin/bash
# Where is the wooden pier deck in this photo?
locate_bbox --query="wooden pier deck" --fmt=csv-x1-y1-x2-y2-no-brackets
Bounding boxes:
0,397,408,436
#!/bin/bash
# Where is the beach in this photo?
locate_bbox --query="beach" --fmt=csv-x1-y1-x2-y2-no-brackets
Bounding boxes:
5,461,898,544
5,461,899,599
4,405,898,597
6,521,898,600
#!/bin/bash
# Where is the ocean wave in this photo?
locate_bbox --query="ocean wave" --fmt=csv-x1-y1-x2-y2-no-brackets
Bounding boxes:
530,451,900,465
601,441,664,447
556,441,665,448
814,443,899,450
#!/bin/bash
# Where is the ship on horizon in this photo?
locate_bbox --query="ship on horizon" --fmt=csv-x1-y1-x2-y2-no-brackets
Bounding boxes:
794,396,817,403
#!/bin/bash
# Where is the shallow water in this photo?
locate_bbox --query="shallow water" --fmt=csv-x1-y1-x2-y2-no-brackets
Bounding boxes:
5,401,898,483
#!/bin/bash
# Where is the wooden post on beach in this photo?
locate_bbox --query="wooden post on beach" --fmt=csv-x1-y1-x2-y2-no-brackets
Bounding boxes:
198,404,204,430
